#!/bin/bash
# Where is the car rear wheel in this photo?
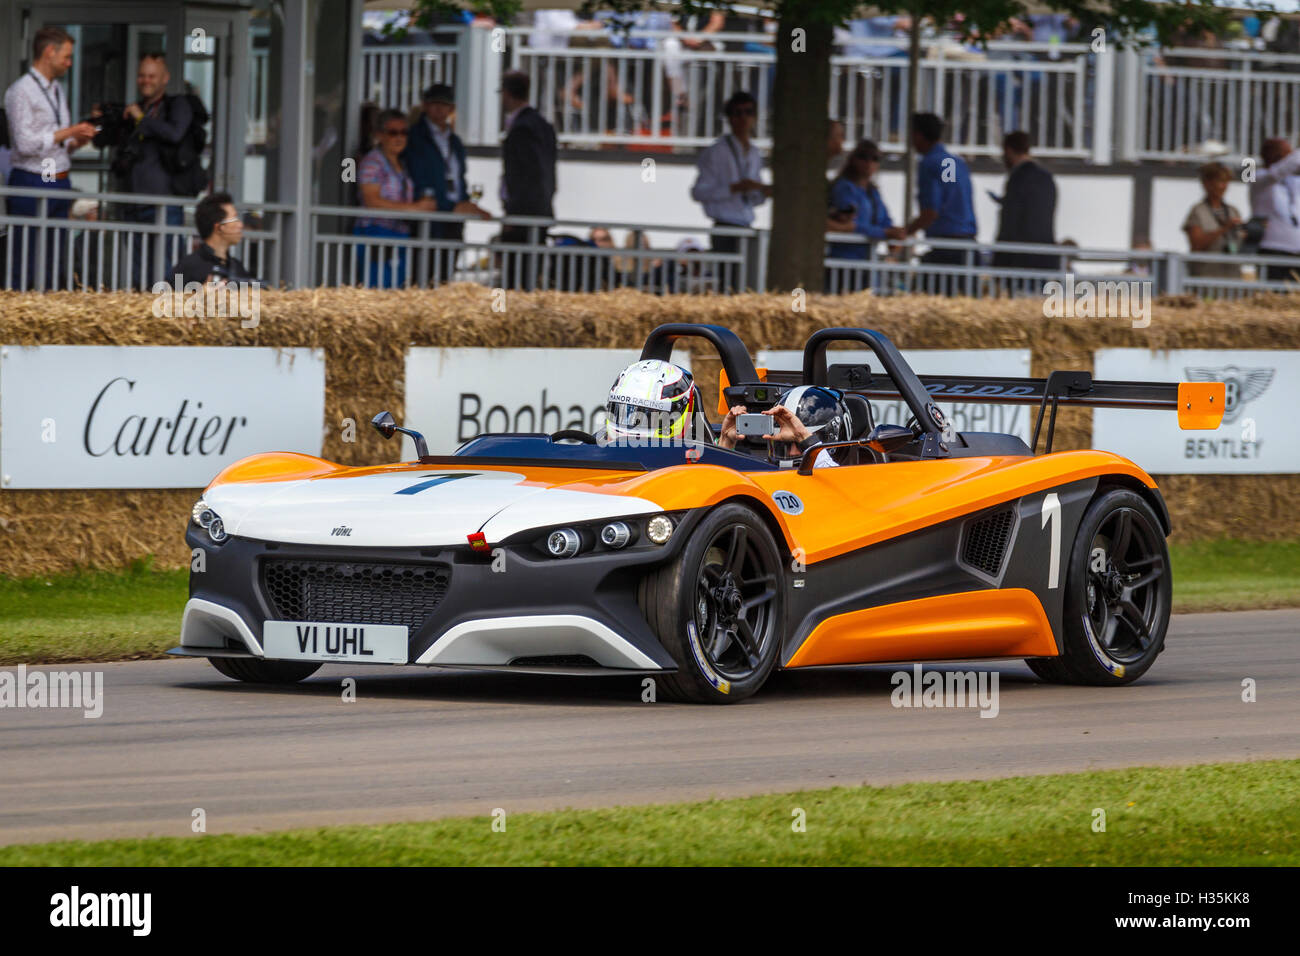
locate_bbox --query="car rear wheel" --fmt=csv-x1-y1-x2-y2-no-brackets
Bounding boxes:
637,503,784,703
1027,488,1170,686
208,656,321,684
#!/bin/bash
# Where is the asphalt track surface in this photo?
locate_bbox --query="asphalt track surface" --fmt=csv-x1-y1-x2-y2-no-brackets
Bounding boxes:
0,609,1296,845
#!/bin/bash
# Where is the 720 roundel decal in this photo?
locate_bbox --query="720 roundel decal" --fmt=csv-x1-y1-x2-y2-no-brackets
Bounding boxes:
772,490,803,515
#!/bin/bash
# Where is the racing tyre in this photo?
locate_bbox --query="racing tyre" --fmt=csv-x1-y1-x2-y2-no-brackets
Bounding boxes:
638,503,784,703
1027,488,1170,686
208,656,321,684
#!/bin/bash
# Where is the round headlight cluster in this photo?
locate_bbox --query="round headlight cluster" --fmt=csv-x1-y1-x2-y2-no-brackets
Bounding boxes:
546,527,580,558
646,514,674,545
191,498,228,543
600,521,631,549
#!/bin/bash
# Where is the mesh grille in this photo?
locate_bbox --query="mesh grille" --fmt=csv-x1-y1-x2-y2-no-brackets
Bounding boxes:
261,559,451,631
962,509,1015,577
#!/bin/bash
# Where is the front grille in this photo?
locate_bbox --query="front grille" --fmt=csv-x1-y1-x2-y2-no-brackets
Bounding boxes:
261,559,451,631
962,508,1016,577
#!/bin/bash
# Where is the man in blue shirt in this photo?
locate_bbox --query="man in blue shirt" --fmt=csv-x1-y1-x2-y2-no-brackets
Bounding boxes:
888,112,977,295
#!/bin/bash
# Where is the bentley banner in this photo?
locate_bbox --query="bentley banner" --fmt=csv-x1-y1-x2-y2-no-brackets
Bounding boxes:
0,346,326,489
1092,349,1300,474
756,349,1035,443
405,347,692,458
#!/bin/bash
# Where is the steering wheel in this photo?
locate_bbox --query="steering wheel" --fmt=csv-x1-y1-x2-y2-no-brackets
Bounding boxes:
549,429,598,445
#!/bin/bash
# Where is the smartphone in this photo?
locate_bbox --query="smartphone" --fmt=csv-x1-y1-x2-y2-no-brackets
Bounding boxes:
736,413,773,438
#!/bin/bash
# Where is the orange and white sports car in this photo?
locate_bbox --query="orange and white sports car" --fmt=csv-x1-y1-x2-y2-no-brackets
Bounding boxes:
172,324,1224,703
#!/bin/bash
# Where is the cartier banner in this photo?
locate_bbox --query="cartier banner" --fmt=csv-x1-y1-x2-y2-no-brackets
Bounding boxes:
0,346,326,489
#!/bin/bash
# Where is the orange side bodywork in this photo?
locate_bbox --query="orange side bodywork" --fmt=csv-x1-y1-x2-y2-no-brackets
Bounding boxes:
785,588,1058,667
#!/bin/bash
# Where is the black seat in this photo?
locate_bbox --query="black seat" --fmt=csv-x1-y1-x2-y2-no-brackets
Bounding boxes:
843,393,874,439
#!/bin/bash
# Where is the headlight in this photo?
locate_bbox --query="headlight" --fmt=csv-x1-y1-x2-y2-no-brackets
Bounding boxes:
192,498,228,543
546,528,580,558
600,521,631,549
646,514,674,545
192,498,216,529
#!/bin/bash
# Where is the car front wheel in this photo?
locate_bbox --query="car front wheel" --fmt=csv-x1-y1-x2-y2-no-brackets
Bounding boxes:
638,503,785,703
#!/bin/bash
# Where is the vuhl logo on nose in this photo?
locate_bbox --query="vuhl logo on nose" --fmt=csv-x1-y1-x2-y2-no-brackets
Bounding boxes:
297,625,373,656
330,526,352,536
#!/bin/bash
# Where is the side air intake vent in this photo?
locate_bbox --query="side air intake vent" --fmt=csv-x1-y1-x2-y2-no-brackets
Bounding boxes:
962,508,1016,578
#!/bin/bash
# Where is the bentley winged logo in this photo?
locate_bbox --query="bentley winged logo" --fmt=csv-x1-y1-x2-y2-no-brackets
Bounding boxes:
1184,366,1274,425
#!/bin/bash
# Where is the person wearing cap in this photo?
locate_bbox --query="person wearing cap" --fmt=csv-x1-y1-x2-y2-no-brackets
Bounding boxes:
402,83,490,281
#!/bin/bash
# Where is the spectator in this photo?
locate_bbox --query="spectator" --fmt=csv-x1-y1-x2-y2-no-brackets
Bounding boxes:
3,26,97,289
355,108,437,288
827,118,845,167
402,84,490,281
167,191,256,287
690,90,770,290
826,139,893,261
93,53,202,286
992,131,1057,271
1183,162,1244,280
93,54,196,226
499,70,558,288
1249,137,1300,282
888,112,977,295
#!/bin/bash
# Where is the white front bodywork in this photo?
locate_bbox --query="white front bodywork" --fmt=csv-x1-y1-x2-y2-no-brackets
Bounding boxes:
203,467,662,547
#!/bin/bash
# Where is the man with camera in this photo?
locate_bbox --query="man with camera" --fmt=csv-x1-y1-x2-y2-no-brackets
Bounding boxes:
93,53,206,284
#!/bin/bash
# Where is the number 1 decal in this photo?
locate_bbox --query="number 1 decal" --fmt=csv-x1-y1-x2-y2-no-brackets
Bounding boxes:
1041,493,1061,589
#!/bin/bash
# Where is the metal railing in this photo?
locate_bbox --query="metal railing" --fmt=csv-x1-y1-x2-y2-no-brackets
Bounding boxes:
0,186,291,292
307,205,755,294
4,184,1300,299
357,26,1300,165
504,28,1097,157
362,42,460,113
1129,46,1300,161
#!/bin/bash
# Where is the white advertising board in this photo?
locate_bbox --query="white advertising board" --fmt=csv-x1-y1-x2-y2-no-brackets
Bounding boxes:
0,346,326,489
1092,349,1300,474
404,347,694,458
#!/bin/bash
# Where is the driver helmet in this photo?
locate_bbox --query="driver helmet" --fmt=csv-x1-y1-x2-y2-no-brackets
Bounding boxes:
770,385,852,459
604,360,698,445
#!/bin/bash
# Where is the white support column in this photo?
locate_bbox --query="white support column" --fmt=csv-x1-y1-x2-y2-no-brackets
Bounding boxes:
1092,48,1114,165
279,0,313,286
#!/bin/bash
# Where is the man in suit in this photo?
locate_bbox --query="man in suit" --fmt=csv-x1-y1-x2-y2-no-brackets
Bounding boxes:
992,130,1058,272
498,69,557,288
402,83,489,282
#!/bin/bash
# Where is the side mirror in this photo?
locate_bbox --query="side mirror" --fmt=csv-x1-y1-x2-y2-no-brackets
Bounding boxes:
865,423,916,456
371,410,397,440
370,410,429,459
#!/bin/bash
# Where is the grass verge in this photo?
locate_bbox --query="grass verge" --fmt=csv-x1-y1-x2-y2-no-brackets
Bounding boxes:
0,759,1294,866
0,539,1296,666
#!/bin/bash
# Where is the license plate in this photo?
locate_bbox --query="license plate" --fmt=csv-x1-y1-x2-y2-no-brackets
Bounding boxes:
263,621,408,664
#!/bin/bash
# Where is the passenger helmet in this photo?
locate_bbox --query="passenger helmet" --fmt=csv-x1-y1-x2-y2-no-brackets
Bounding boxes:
771,385,851,458
604,360,698,443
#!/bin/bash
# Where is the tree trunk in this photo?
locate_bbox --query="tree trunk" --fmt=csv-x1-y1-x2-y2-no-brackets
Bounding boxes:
766,17,834,292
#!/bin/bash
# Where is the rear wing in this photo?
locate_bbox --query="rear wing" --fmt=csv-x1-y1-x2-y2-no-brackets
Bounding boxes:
729,365,1227,455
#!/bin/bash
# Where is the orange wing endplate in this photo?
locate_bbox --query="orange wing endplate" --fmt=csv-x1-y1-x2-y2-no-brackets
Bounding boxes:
1177,381,1226,430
